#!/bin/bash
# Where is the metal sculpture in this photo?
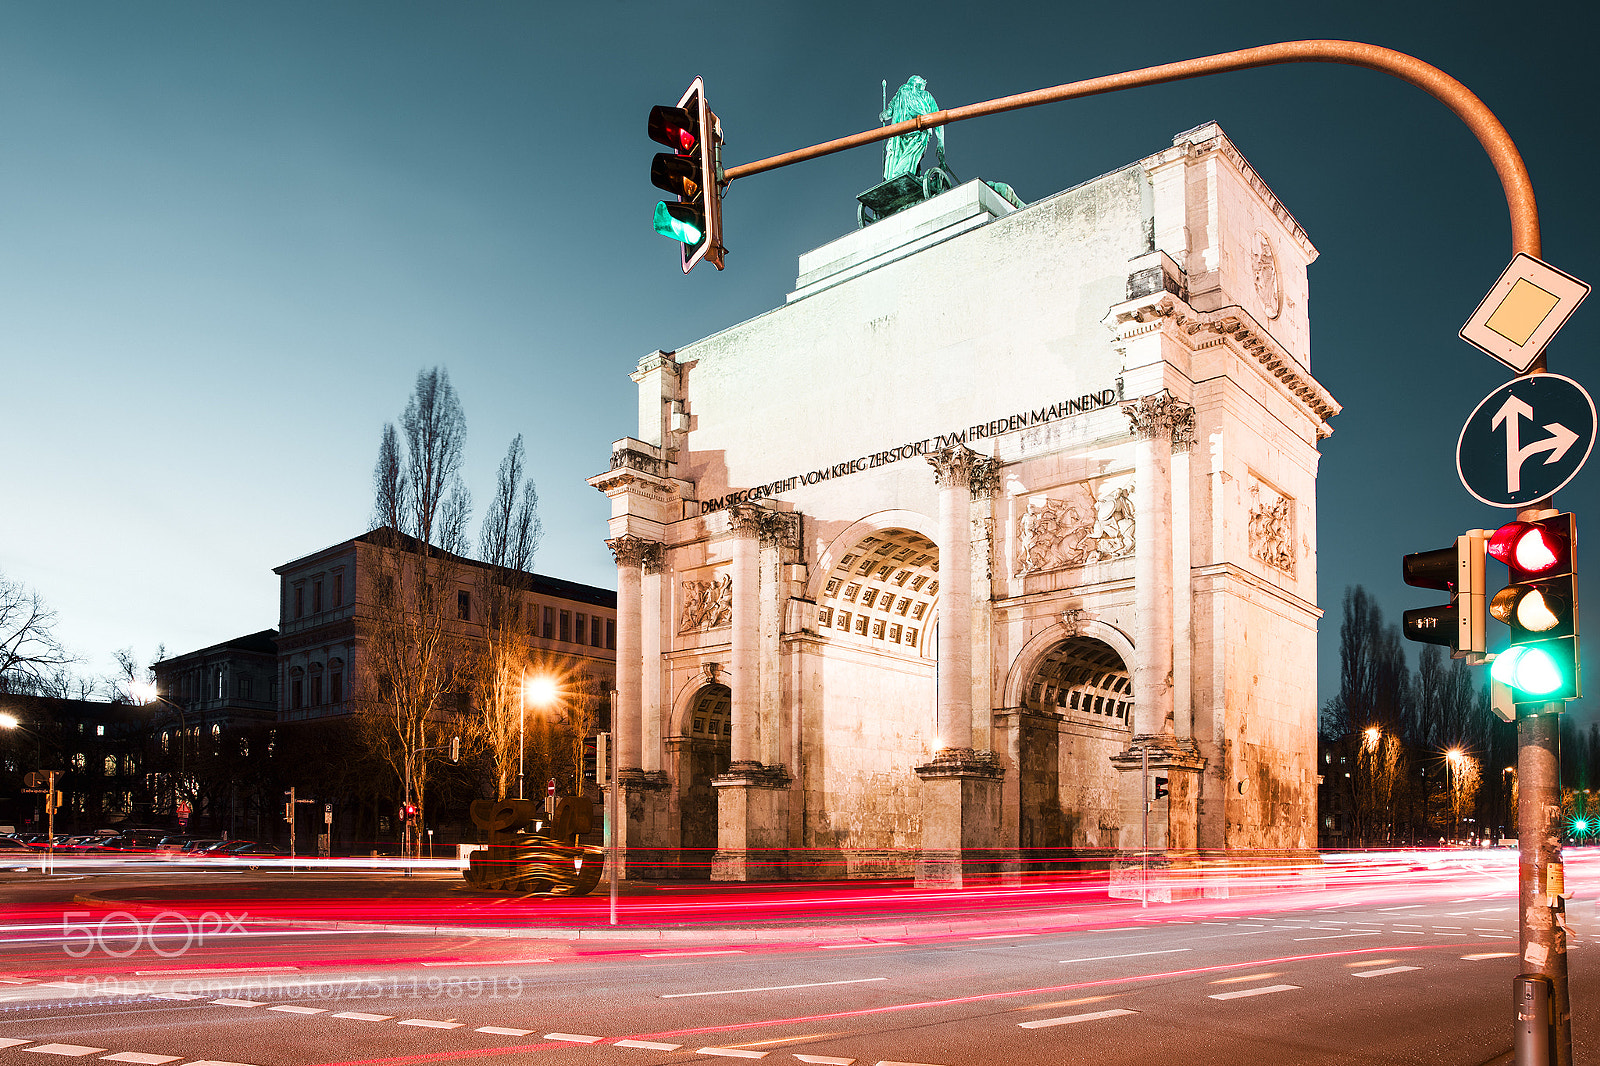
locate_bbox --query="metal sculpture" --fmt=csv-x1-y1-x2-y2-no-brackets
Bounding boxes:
463,796,602,895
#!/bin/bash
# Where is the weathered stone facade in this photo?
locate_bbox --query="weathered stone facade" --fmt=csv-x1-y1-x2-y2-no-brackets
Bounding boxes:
591,123,1338,886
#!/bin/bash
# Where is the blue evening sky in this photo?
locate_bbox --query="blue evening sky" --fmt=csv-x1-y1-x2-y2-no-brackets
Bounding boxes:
1,2,1594,718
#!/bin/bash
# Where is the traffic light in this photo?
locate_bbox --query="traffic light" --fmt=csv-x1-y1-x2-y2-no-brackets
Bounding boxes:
1154,776,1169,800
648,76,724,273
399,803,417,823
1402,530,1488,658
1488,512,1579,705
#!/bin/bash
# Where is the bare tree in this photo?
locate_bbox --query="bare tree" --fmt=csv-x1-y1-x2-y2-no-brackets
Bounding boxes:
358,367,474,855
0,571,74,694
479,435,543,573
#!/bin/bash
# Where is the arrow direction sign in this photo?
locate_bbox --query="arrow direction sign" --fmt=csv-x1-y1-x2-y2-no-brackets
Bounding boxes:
1459,373,1595,507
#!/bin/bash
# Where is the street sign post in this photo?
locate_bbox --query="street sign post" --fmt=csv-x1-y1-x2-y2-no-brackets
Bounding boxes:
1457,373,1595,508
1461,254,1590,373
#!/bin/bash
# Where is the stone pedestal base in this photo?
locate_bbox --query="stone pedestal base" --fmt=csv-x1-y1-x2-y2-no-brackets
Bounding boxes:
603,769,671,882
711,762,792,881
1110,734,1205,856
914,748,1005,888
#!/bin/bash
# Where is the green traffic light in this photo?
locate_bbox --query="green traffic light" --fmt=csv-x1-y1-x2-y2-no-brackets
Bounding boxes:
654,201,703,245
1491,644,1567,696
1574,818,1591,834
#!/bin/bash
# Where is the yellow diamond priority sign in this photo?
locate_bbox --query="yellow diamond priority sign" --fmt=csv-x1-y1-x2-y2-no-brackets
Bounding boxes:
1461,253,1590,373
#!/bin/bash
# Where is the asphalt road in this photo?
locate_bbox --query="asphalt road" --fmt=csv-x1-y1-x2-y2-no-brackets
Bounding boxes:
0,853,1594,1065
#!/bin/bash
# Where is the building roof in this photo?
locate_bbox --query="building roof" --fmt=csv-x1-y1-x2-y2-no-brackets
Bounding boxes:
156,629,279,667
274,528,617,610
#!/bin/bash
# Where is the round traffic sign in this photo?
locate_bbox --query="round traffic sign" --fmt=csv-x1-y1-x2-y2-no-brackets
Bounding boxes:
1458,373,1595,507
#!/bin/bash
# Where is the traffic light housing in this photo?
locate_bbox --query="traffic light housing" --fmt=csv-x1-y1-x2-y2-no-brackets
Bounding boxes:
399,802,417,823
1153,776,1169,800
1488,512,1579,705
648,76,724,273
1402,530,1488,659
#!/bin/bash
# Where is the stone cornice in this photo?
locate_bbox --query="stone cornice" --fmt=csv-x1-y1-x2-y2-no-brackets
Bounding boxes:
1104,291,1340,435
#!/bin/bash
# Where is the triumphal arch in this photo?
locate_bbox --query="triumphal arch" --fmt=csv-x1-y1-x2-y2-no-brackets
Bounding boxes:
591,122,1339,888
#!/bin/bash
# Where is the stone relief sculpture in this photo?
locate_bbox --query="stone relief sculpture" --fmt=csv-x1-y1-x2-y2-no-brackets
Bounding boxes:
1016,480,1136,576
679,575,733,633
1248,484,1295,575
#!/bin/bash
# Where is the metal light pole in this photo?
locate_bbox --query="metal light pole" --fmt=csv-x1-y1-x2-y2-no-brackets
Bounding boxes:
130,680,189,824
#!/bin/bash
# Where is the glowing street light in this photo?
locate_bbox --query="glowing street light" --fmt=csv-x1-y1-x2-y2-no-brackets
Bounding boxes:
520,674,559,801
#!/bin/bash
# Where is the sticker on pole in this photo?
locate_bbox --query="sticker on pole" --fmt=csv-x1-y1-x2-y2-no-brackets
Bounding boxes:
1457,373,1595,507
1460,254,1590,373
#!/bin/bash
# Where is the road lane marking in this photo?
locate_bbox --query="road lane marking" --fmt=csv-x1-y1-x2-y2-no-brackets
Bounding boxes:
1060,949,1191,964
1208,984,1300,1000
477,1027,533,1036
331,1012,392,1021
1464,952,1518,960
969,934,1035,940
209,999,266,1007
268,1005,326,1014
1199,931,1269,938
149,993,202,1001
101,1055,182,1064
696,1049,766,1059
643,950,748,957
873,1060,951,1065
618,1040,684,1051
818,942,904,949
175,1061,258,1066
792,1056,853,1064
399,1019,463,1029
0,1041,31,1050
20,1048,108,1058
1353,965,1421,977
545,1034,603,1043
1018,1007,1139,1029
1292,932,1381,941
664,978,888,999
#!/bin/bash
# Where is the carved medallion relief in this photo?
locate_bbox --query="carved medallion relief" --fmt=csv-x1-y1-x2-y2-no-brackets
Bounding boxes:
1015,477,1135,577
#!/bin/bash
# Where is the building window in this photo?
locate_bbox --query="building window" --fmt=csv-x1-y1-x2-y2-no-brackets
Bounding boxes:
606,619,615,650
240,677,252,700
591,616,602,648
294,586,304,619
331,671,343,704
311,676,322,706
216,670,225,699
543,606,554,640
333,572,343,608
575,613,586,643
560,611,571,642
458,590,471,620
96,724,105,737
313,580,323,614
291,678,303,710
104,755,116,775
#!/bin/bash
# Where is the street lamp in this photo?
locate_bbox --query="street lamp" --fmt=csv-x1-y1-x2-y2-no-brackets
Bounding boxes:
1446,749,1468,845
1,713,58,872
520,674,558,801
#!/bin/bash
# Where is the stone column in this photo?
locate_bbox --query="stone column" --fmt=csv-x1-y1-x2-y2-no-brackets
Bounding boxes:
927,446,978,752
605,535,648,771
727,503,763,767
640,542,666,774
1110,391,1205,898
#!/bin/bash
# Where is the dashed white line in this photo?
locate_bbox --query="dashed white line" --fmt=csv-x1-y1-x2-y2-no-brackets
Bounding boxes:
20,1048,108,1059
176,1060,258,1066
617,1040,685,1051
1208,984,1301,1000
545,1033,603,1043
1060,949,1191,963
101,1055,182,1065
1292,932,1381,942
0,1042,31,1050
792,1056,853,1065
208,999,266,1008
1353,965,1422,978
268,1005,326,1014
399,1019,463,1029
1464,952,1518,960
149,993,202,1001
1018,1007,1139,1029
331,1011,393,1021
477,1027,533,1036
664,978,888,999
696,1049,766,1059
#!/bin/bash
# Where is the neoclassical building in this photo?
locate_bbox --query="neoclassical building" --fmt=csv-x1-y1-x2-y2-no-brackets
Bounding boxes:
592,123,1339,885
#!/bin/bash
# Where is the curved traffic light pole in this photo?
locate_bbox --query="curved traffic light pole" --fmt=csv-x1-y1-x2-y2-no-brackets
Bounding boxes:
724,40,1566,1064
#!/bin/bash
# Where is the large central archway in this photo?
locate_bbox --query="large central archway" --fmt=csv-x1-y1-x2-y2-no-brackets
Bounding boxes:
677,683,731,877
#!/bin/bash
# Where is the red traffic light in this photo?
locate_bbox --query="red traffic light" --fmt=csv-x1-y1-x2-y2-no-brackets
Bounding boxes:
648,105,697,154
1488,521,1565,576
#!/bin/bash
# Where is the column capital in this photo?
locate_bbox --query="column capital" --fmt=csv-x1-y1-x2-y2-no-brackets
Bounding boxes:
728,502,767,538
606,534,655,568
1122,389,1195,446
641,541,668,574
927,444,985,488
